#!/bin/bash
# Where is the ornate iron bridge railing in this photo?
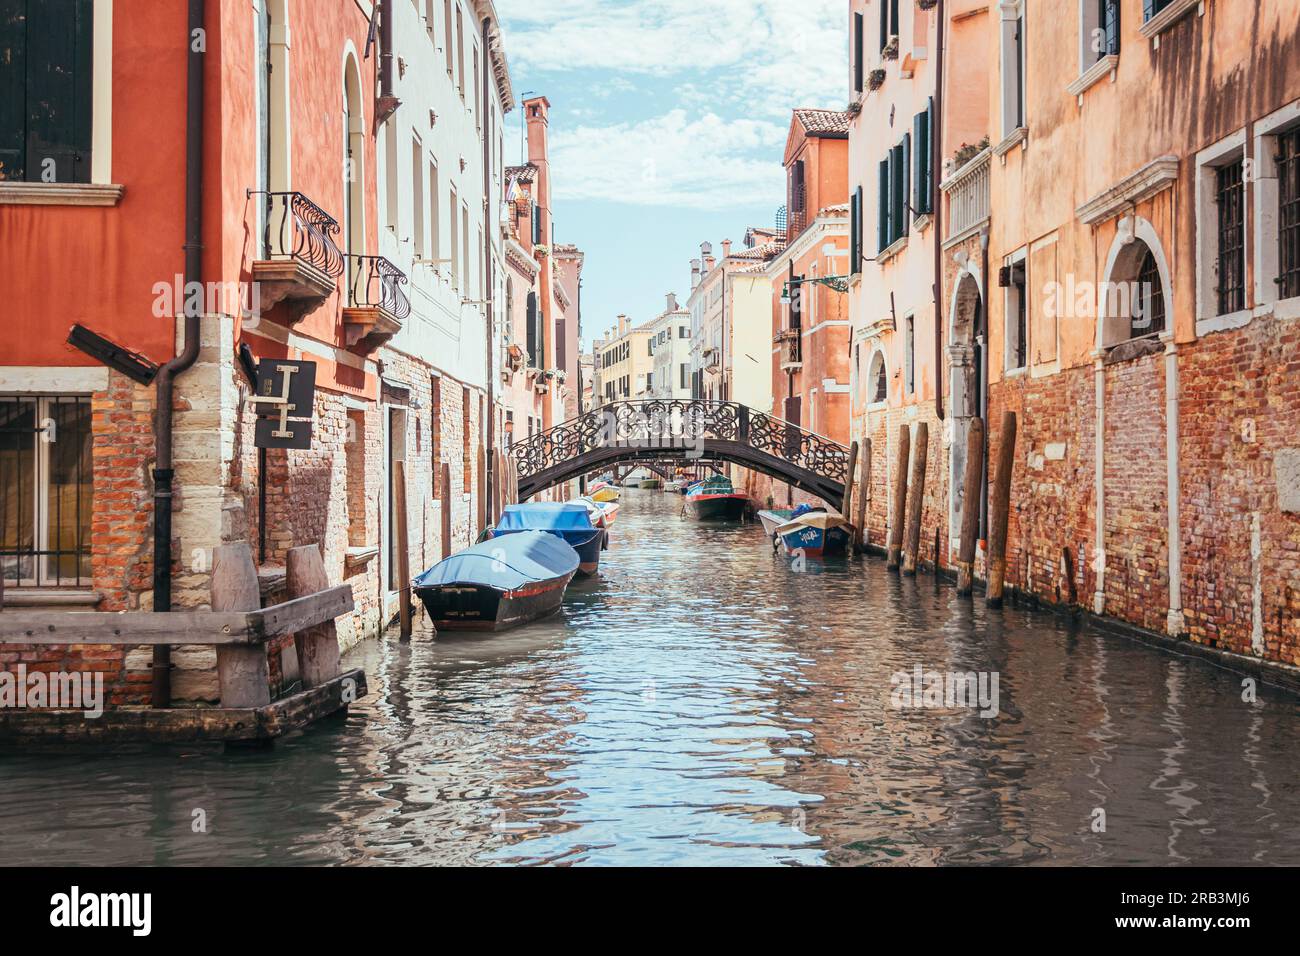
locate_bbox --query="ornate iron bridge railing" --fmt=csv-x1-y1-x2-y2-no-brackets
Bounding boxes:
347,255,411,320
510,400,850,505
253,190,346,278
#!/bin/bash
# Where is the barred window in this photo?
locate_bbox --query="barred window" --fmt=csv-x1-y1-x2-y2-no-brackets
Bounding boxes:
1136,246,1166,336
0,395,92,587
1279,127,1300,301
1215,159,1245,315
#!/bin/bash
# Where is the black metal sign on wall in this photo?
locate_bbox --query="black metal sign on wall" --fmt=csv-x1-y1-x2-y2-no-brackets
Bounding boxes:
251,359,317,450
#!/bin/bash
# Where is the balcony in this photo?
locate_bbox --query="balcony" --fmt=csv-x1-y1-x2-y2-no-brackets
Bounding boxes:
250,191,346,321
940,148,991,248
701,346,721,375
343,255,409,353
775,328,802,370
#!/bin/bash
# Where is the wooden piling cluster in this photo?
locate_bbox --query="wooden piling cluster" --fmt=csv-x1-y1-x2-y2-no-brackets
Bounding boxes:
861,412,1016,609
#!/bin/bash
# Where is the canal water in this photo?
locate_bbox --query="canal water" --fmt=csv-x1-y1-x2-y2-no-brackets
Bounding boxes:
4,488,1300,866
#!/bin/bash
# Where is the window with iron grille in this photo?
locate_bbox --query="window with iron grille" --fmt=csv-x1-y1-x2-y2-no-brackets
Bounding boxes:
1136,246,1166,336
1143,0,1174,22
1,396,92,587
1214,159,1245,315
1279,127,1300,301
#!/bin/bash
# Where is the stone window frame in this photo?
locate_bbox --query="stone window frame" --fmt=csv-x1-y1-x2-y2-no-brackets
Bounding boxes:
1193,128,1249,335
1252,98,1300,323
1002,245,1029,375
997,0,1028,145
866,345,890,409
1066,0,1120,104
1096,214,1175,354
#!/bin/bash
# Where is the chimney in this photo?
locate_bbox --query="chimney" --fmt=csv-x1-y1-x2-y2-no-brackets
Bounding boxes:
618,314,629,336
704,254,716,272
524,95,552,243
666,292,678,313
721,239,732,258
691,259,701,289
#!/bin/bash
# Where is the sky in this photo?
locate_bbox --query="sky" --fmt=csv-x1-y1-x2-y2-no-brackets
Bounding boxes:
495,0,849,349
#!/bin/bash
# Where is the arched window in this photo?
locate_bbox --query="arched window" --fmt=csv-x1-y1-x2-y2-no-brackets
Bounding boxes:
1135,245,1165,336
1102,235,1168,346
342,54,365,258
869,350,887,404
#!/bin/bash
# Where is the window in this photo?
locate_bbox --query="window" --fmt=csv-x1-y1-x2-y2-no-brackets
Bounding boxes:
913,100,934,215
877,137,909,251
444,0,454,76
1,395,92,587
1143,0,1174,21
456,6,465,98
449,185,459,288
1214,160,1245,315
904,315,915,394
411,138,424,259
869,351,887,404
879,0,899,52
680,363,689,390
0,0,95,184
1005,257,1028,370
429,159,440,267
1001,2,1026,136
853,11,865,93
526,292,540,367
1135,246,1166,336
1279,127,1300,300
384,122,400,234
850,186,862,275
473,46,481,127
462,202,470,295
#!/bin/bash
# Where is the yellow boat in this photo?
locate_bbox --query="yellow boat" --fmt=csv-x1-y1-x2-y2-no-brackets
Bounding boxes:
589,481,620,503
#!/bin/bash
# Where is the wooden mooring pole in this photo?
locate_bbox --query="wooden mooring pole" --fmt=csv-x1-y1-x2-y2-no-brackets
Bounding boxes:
955,417,985,595
901,422,929,576
841,440,859,520
986,410,1017,609
886,424,910,571
440,461,453,557
394,459,412,638
854,437,872,552
286,544,342,687
211,542,271,709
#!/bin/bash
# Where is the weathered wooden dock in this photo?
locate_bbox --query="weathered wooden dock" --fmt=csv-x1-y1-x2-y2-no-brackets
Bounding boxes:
0,542,366,745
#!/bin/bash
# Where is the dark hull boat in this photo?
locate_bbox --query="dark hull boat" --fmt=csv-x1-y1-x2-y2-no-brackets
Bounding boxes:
683,476,749,521
491,502,604,576
413,530,579,632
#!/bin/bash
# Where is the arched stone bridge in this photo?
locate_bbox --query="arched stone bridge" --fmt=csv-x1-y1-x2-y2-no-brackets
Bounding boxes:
509,400,851,509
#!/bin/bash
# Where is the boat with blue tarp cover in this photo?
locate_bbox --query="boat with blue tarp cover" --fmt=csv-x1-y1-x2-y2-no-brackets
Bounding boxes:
412,530,579,631
490,502,605,575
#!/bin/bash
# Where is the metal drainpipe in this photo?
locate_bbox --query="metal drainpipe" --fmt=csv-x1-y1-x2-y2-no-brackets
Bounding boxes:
152,0,206,708
482,17,495,518
932,0,946,421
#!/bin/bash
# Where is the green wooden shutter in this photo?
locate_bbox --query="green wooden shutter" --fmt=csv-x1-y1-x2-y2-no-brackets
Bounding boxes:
25,0,94,183
877,159,888,252
925,97,935,212
0,0,27,181
851,185,863,275
879,0,888,52
853,12,864,93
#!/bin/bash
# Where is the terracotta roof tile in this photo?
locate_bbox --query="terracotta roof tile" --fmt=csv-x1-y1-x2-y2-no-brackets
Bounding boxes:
794,108,852,136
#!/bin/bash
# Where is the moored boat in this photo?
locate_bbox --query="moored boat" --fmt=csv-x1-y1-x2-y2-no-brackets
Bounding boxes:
683,475,749,521
757,503,827,539
413,530,578,631
639,477,663,489
774,509,852,558
578,495,619,528
589,480,620,503
491,501,605,575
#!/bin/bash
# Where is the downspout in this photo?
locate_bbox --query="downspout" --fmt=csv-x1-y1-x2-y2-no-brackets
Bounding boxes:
152,0,206,707
482,16,496,519
376,1,400,124
932,0,946,421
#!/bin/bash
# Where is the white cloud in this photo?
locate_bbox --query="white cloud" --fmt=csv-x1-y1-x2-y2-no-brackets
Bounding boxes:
539,109,788,211
496,0,847,119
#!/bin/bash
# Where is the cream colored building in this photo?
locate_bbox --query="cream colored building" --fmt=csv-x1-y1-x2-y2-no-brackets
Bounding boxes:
592,314,654,406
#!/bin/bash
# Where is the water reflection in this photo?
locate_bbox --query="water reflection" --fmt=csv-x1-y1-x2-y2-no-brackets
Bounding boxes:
2,490,1299,866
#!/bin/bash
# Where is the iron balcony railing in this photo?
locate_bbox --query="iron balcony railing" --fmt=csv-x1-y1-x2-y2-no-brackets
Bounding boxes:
347,255,411,320
252,190,346,278
941,148,991,245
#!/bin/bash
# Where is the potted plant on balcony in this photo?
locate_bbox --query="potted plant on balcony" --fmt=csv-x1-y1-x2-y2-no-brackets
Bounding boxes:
918,0,938,10
882,36,899,60
868,69,886,91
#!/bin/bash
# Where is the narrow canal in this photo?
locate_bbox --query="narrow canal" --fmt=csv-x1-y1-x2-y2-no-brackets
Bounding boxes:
4,489,1300,866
